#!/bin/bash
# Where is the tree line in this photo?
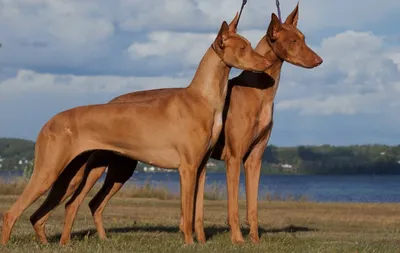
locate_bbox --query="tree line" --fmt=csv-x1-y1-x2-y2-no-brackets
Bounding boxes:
1,138,400,175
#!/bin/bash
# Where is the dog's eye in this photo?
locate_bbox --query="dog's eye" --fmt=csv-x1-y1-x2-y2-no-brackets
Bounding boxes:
291,39,297,43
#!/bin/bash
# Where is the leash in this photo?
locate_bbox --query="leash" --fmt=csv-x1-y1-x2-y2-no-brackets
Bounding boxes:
238,0,282,25
211,0,247,52
235,0,247,29
276,0,282,22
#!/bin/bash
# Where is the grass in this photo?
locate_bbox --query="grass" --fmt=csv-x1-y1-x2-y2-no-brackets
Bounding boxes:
0,180,399,252
0,178,29,196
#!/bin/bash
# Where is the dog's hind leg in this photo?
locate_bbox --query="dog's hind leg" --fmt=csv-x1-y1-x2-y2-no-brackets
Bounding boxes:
59,151,111,245
87,156,137,240
1,171,52,245
30,161,87,244
1,147,83,245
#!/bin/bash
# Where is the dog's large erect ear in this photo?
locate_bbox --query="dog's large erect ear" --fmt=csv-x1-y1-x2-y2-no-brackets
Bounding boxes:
267,13,282,42
213,21,230,49
284,2,299,27
228,12,239,33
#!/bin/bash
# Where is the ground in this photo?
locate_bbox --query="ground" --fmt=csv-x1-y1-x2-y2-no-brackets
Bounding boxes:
0,195,399,253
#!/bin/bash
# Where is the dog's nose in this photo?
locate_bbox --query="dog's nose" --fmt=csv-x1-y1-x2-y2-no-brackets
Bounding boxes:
314,56,323,66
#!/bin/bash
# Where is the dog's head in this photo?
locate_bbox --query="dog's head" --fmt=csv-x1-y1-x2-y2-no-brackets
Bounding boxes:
265,3,323,69
212,14,272,72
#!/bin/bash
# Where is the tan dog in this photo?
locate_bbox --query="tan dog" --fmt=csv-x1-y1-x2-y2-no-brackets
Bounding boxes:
25,3,323,245
1,15,272,245
26,14,250,246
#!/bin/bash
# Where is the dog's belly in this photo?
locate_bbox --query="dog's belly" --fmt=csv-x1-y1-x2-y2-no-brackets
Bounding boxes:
133,149,181,169
114,145,181,169
81,134,181,169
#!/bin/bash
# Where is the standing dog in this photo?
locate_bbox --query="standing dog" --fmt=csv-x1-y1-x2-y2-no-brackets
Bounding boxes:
1,15,271,245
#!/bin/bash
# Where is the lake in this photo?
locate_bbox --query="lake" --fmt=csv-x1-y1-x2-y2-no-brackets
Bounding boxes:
1,171,399,203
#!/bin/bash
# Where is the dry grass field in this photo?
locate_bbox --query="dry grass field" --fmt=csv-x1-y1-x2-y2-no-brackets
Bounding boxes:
0,179,399,253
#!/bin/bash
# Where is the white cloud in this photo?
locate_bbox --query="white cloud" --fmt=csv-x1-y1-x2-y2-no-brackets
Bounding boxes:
276,30,400,115
277,93,387,116
128,32,215,67
387,51,400,72
1,0,400,77
127,29,265,68
0,0,114,45
0,0,119,74
0,69,189,100
117,0,400,33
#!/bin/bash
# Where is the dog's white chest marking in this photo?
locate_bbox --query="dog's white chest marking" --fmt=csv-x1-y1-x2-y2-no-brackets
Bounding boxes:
208,112,223,149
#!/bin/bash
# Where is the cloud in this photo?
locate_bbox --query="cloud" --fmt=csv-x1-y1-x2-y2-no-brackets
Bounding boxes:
128,32,215,68
0,0,121,76
127,29,266,71
1,0,400,77
276,30,400,116
0,1,114,44
117,0,400,34
277,93,385,116
0,69,189,100
387,50,400,72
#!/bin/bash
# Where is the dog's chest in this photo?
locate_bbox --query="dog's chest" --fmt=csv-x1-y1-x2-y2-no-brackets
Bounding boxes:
253,104,273,142
258,110,272,131
209,112,223,148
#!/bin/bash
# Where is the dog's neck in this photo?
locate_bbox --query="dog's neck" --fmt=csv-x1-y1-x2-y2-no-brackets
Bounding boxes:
254,35,284,99
188,46,231,109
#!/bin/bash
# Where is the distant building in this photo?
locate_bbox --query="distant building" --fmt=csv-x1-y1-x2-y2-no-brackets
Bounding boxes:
143,166,155,172
143,166,175,173
17,159,29,166
280,163,297,173
206,161,216,168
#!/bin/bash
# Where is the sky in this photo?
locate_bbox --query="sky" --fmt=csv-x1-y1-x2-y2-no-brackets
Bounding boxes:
0,0,399,146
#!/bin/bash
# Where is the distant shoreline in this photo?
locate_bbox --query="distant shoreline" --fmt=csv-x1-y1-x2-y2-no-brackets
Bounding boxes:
1,137,400,175
2,169,400,176
2,173,400,203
